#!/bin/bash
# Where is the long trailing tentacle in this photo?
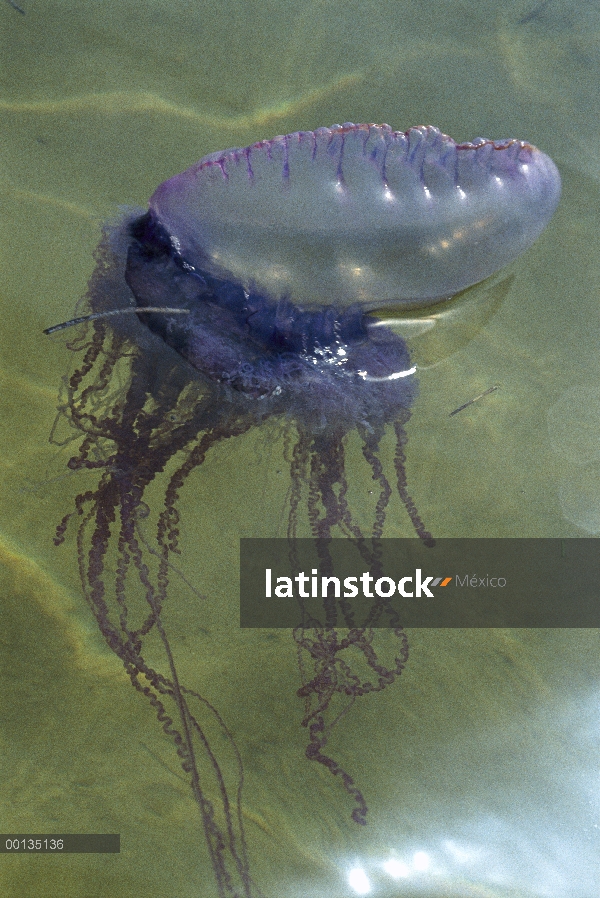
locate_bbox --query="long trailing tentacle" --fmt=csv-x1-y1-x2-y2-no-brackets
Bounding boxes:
54,323,261,898
393,414,434,546
358,423,393,541
289,427,411,825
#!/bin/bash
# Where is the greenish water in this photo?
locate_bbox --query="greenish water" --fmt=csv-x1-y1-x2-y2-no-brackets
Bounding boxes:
1,1,599,896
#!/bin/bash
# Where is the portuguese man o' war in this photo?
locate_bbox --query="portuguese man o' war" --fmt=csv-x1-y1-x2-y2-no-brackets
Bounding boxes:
48,124,560,897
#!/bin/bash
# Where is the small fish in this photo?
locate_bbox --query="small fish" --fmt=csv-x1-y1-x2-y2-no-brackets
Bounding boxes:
517,0,551,26
449,385,499,417
5,0,26,14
